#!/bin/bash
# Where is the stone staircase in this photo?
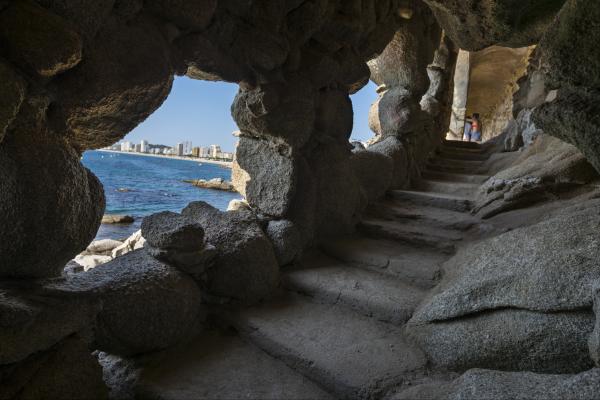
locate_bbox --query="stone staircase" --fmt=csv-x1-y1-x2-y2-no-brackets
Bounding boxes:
131,140,491,400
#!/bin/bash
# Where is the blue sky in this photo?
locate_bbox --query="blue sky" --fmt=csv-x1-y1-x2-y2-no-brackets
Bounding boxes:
124,77,378,153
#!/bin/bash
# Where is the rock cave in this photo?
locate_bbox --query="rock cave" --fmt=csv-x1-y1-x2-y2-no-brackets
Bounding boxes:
1,0,600,399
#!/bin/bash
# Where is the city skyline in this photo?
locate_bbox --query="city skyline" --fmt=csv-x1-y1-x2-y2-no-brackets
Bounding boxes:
108,138,235,162
121,77,379,153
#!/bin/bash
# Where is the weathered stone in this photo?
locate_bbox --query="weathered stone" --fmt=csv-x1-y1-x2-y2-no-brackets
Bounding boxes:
424,0,567,51
0,61,26,144
235,136,296,217
184,177,235,191
84,239,123,256
393,368,600,400
177,32,247,83
146,0,217,30
74,254,113,270
406,308,594,373
232,82,315,148
0,287,98,365
56,17,173,149
0,135,104,278
414,204,600,323
102,214,134,224
34,0,114,40
141,211,205,250
368,136,409,189
368,4,440,96
111,229,146,258
266,220,302,266
350,150,393,203
49,250,204,356
376,87,421,137
314,89,353,142
0,0,82,77
182,202,279,303
504,116,523,152
0,335,108,400
309,142,366,239
590,282,600,366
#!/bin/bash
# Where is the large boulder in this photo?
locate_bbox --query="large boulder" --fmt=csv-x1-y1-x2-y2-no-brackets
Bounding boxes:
407,203,600,373
265,219,302,266
231,81,315,148
350,150,393,203
0,335,108,400
0,286,99,365
182,202,279,303
368,136,409,189
49,250,204,356
393,368,600,400
55,16,173,149
235,136,296,218
0,0,82,77
33,0,115,40
0,60,26,144
0,134,104,278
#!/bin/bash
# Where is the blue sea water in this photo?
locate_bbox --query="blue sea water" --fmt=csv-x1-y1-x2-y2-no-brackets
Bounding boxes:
82,150,241,240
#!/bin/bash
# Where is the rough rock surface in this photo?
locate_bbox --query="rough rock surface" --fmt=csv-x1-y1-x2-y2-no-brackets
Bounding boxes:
102,214,134,224
406,204,600,373
266,220,302,266
49,250,204,356
423,0,567,50
393,368,600,400
368,137,409,189
184,177,235,192
0,61,26,143
0,286,98,365
235,136,296,217
0,135,105,278
590,282,600,366
350,150,393,203
141,211,204,250
0,0,82,77
182,201,279,303
0,335,108,400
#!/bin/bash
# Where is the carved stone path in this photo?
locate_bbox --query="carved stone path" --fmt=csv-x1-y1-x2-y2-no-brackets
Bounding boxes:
133,140,490,400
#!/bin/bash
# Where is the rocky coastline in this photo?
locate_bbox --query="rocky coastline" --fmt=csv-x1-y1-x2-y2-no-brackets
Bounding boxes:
183,177,236,192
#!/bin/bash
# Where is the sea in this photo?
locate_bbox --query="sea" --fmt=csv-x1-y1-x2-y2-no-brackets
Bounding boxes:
82,150,241,240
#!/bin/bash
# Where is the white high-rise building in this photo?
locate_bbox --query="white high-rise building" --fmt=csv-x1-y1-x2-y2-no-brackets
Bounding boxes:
176,143,184,156
140,140,149,153
121,141,132,152
210,145,221,158
184,141,192,155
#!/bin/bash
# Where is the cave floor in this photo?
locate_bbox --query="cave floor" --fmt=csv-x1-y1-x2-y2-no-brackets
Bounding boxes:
126,141,495,399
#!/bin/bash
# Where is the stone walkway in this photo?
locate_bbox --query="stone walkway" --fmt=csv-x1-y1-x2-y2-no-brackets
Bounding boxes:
132,140,490,400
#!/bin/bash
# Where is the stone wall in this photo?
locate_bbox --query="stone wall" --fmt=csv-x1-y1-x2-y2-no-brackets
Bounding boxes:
2,1,600,397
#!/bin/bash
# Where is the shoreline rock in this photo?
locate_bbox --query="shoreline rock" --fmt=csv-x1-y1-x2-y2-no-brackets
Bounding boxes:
183,178,235,192
102,214,134,224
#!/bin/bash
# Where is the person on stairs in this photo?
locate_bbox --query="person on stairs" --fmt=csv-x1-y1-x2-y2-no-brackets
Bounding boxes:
462,115,473,141
469,113,482,142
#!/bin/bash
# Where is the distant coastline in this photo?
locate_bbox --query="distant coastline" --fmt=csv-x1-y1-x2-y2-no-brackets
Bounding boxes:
97,149,233,168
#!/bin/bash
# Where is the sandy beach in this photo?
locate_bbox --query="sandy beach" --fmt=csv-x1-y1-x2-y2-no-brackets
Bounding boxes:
98,149,233,168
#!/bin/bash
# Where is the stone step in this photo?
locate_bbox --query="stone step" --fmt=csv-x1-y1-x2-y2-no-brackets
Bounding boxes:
320,236,446,289
358,218,462,253
415,179,479,198
231,295,427,399
437,148,490,162
422,170,489,184
442,140,482,150
428,157,484,169
283,253,425,325
134,330,334,400
426,162,477,174
370,201,480,232
390,190,474,212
